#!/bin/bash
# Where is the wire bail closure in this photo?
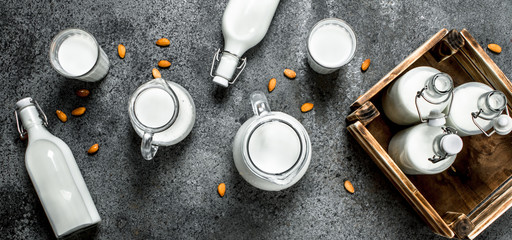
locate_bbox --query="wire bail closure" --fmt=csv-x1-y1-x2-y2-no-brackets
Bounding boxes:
429,126,458,163
15,99,48,140
210,48,247,85
415,86,454,123
471,105,509,137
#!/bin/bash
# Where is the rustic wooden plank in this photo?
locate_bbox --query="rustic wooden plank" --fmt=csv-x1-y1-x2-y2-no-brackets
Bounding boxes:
347,121,454,238
346,101,380,126
459,29,512,102
350,29,449,110
467,177,512,239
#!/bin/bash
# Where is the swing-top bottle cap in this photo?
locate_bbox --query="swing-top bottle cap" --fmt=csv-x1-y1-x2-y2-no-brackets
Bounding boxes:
16,97,34,110
213,76,229,88
440,134,463,155
493,114,512,135
427,110,446,127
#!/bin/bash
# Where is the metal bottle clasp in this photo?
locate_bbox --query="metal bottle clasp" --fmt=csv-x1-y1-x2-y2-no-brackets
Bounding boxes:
210,48,247,85
14,99,48,140
471,107,510,137
415,86,454,123
428,126,458,163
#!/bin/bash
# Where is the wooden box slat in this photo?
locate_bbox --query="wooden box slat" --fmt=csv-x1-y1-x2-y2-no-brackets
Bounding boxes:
347,29,512,239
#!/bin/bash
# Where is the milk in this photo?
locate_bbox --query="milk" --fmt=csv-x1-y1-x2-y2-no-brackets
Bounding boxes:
382,67,452,125
248,121,301,174
131,81,196,147
307,18,356,74
211,0,280,87
57,34,98,76
16,98,101,237
388,123,462,175
446,82,495,136
134,88,176,128
308,23,354,68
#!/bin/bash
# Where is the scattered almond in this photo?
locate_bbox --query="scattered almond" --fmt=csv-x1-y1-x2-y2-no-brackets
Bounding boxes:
218,183,226,197
283,69,296,79
268,78,277,92
118,44,126,58
156,38,171,47
56,110,67,123
158,60,171,68
71,107,86,116
76,89,90,97
488,43,502,54
361,59,371,71
88,143,99,154
344,180,355,194
301,103,314,113
152,68,162,78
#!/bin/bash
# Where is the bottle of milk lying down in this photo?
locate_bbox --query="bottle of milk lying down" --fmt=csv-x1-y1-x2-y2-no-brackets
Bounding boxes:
446,82,512,137
388,114,463,175
382,66,454,125
15,97,101,238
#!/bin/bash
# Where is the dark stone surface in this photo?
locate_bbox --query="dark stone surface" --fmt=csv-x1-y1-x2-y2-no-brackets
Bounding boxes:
1,0,512,239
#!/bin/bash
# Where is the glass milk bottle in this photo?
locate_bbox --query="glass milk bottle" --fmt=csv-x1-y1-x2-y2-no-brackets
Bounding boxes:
446,82,512,136
210,0,280,87
233,91,312,191
382,66,454,125
388,115,464,175
128,78,196,160
14,97,101,238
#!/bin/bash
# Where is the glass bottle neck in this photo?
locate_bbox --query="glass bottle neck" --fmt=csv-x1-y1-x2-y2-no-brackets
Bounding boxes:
422,73,453,103
477,90,507,119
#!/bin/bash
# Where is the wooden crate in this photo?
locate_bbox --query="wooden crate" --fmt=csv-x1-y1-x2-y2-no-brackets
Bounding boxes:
346,29,512,239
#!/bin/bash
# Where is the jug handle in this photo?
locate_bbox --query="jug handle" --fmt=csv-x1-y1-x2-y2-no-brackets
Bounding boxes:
141,132,158,160
251,91,271,116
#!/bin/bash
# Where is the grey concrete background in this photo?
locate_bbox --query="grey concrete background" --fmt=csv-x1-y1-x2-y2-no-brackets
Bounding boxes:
1,0,511,239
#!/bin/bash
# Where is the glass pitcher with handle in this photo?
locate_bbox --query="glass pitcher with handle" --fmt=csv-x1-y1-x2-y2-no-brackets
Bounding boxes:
233,91,312,191
128,78,196,160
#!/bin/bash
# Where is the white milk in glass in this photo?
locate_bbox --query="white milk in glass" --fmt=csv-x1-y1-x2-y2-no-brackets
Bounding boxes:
307,18,356,74
58,35,98,76
248,121,301,174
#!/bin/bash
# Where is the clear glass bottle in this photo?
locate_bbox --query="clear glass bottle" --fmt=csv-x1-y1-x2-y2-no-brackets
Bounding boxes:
388,115,463,175
446,82,512,136
382,66,454,125
15,97,101,238
232,91,312,191
210,0,280,87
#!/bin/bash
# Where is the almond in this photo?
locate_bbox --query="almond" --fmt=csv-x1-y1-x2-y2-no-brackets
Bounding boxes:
488,43,502,54
158,60,171,68
218,183,226,197
71,107,86,116
361,59,371,71
88,143,99,154
118,44,126,58
76,89,90,97
156,38,171,47
344,180,355,194
301,103,314,113
268,78,277,92
152,68,162,78
284,69,296,79
56,110,67,123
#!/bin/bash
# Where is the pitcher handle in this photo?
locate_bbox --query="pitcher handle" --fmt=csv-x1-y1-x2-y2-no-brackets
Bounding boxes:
250,91,271,116
141,132,158,160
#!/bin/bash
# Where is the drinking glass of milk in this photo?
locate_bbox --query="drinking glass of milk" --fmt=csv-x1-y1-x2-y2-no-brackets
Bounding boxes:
49,29,109,82
232,91,312,191
307,18,357,74
128,78,196,160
